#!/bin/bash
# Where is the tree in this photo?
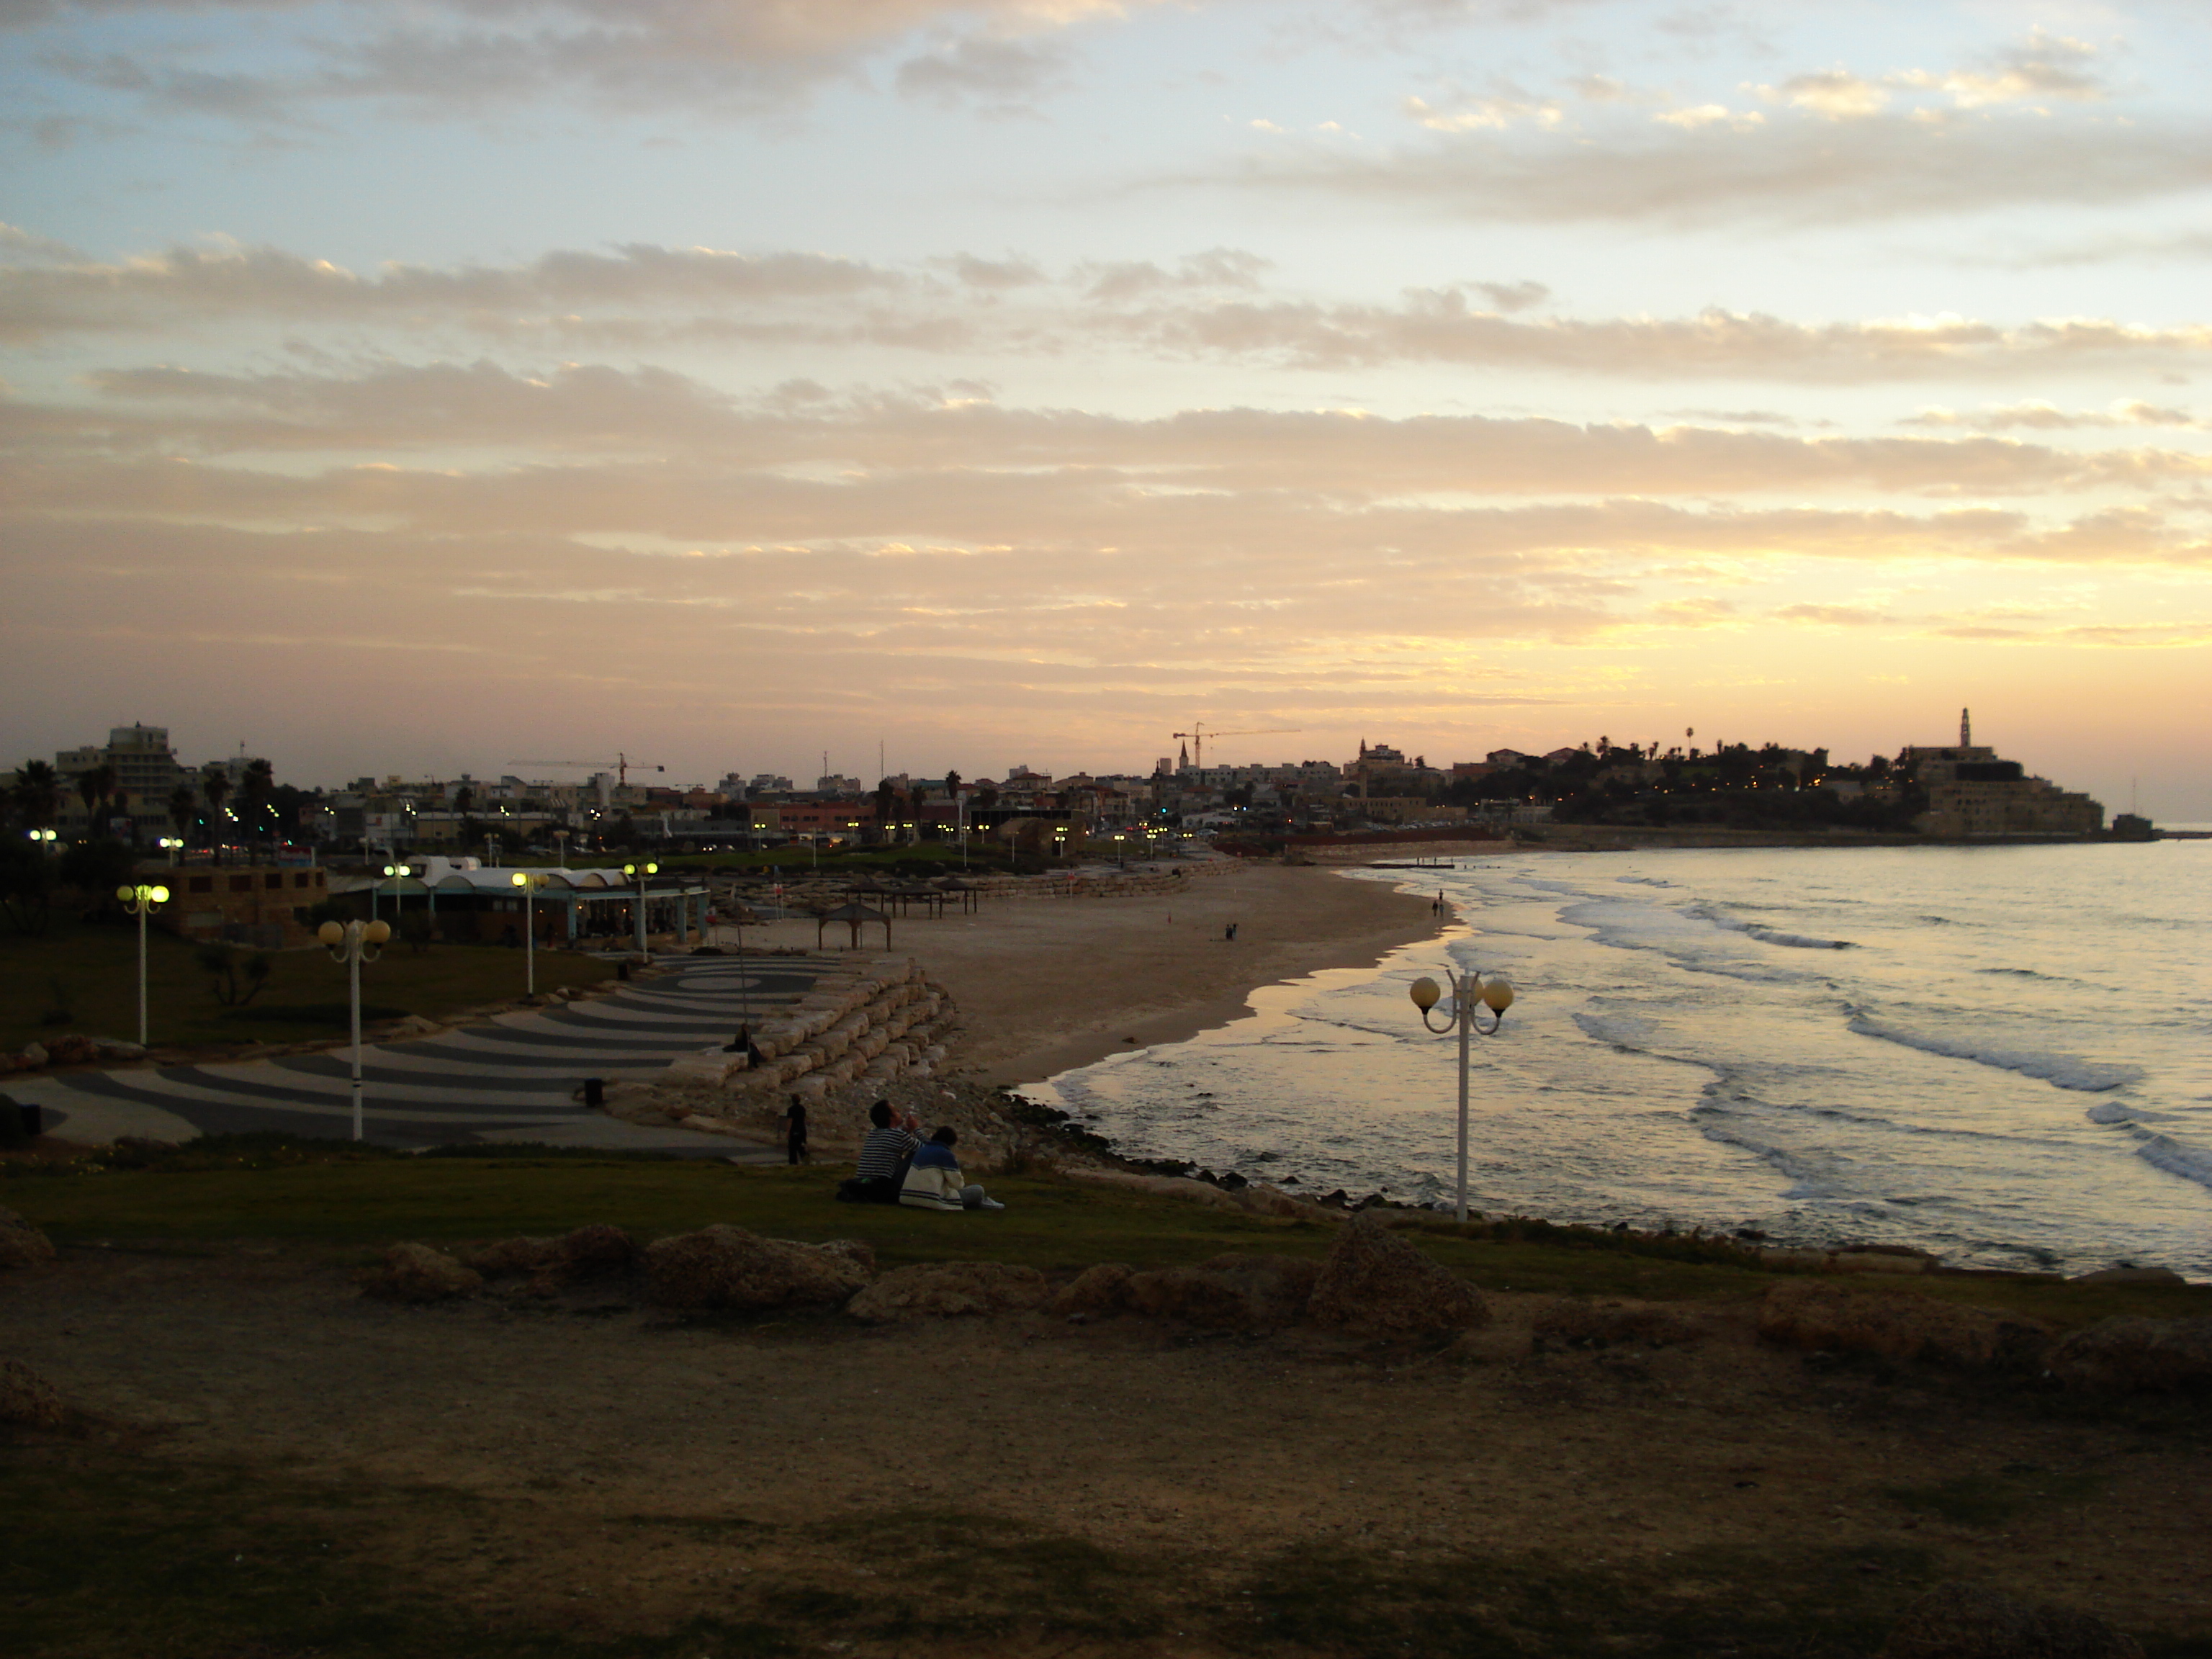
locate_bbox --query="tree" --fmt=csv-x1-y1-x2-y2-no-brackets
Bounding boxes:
12,761,61,830
943,769,961,801
200,764,230,828
873,778,897,825
76,763,117,835
169,783,199,845
0,835,55,935
239,757,274,852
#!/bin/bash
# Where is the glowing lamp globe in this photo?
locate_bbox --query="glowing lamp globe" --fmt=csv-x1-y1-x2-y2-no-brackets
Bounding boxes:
318,922,343,946
1408,976,1442,1013
1480,976,1516,1015
115,885,135,902
364,921,392,945
150,886,169,904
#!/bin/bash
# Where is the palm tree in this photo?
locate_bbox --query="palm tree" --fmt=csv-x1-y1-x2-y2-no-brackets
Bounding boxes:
76,763,118,837
240,758,274,856
13,761,61,830
169,783,199,846
200,764,230,852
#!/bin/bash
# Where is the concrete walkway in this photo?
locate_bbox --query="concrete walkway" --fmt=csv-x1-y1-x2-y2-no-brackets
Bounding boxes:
10,953,827,1156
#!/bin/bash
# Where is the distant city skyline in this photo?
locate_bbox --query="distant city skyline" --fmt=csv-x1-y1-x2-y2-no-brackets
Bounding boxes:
5,1,2208,820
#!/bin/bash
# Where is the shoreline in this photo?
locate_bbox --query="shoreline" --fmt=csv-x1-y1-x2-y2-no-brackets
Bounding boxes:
873,861,1442,1087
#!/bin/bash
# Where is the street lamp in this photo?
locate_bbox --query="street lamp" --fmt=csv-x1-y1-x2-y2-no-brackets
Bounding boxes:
511,871,548,994
27,829,56,852
553,829,571,868
621,860,659,960
114,882,170,1047
1408,967,1518,1224
318,919,392,1141
156,836,184,866
381,861,410,932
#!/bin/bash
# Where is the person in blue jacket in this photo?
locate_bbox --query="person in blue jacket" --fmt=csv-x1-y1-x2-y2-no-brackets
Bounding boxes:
899,1126,1005,1211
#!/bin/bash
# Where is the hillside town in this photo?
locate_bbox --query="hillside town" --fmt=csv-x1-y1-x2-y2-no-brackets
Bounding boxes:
7,711,2128,868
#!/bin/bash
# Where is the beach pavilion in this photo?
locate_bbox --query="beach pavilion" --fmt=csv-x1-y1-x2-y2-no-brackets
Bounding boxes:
353,858,711,948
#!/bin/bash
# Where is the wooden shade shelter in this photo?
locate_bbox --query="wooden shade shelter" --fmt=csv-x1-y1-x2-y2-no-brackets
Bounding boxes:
817,901,891,950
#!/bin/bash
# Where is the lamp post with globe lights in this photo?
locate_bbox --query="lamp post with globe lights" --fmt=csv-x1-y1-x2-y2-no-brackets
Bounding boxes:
1407,967,1517,1223
114,882,170,1047
318,919,391,1141
621,860,658,960
511,871,549,994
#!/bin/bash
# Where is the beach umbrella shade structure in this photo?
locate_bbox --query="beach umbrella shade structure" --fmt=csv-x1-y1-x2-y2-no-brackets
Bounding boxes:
816,902,891,951
934,877,980,914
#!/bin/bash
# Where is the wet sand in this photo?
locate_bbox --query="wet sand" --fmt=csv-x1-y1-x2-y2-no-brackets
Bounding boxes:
729,863,1442,1085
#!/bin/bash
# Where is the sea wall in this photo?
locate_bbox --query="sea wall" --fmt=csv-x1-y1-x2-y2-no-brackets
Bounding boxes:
662,953,958,1099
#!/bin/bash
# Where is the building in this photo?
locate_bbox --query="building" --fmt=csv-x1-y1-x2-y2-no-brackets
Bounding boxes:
1905,709,2103,840
171,864,332,949
47,725,202,843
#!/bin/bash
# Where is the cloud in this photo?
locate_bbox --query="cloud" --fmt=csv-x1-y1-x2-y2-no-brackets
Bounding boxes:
1403,91,1562,131
15,0,1158,122
1226,103,2212,229
1771,603,1899,626
1892,29,2105,111
1755,70,1886,120
1904,400,2199,432
1078,247,1271,303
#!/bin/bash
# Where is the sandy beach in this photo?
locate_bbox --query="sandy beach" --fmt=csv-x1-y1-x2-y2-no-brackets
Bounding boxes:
729,862,1442,1086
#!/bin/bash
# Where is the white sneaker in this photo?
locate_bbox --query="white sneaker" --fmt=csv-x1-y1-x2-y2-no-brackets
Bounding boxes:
979,1197,1006,1211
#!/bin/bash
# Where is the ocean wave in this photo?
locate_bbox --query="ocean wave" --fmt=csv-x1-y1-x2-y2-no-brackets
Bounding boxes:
1694,907,1856,950
1849,1016,2142,1093
2134,1133,2212,1192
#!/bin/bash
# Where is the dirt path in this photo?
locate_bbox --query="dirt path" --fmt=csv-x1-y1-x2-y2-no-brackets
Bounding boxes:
6,1248,2207,1655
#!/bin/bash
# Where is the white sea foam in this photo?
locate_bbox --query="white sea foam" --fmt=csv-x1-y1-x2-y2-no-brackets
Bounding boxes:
1848,1016,2141,1093
1694,907,1855,950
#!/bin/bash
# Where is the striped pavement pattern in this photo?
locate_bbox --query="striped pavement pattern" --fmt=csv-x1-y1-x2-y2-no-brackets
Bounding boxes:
11,954,827,1154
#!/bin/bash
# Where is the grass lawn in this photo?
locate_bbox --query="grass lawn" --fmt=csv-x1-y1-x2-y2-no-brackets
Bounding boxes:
0,917,618,1053
7,1143,2209,1324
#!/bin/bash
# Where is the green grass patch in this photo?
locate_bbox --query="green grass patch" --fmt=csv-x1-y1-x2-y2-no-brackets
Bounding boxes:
4,1142,2205,1331
0,915,617,1053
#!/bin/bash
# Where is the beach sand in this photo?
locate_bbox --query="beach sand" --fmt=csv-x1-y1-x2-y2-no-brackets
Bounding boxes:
729,862,1442,1086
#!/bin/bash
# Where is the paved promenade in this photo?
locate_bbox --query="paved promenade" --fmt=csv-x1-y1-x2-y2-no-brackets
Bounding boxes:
10,953,825,1156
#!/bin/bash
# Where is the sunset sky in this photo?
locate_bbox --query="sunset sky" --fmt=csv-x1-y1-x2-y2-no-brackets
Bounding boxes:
4,0,2208,817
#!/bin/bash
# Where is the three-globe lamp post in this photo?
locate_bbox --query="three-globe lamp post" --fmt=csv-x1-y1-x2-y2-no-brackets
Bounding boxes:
621,861,658,961
318,918,391,1141
1408,966,1517,1224
511,871,549,994
114,882,170,1048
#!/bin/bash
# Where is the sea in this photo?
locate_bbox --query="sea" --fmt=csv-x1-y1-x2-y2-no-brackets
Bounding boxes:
1030,840,2212,1278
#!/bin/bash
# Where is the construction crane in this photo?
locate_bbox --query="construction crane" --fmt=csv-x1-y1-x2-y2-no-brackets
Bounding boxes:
509,754,666,787
1171,723,1301,771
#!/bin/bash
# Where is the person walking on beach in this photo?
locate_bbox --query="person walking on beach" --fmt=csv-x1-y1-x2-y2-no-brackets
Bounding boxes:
899,1125,1004,1211
850,1099,918,1203
780,1096,809,1165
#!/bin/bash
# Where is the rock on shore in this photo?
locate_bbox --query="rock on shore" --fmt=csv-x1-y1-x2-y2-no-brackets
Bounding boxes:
0,1205,58,1271
644,1225,875,1312
1307,1216,1490,1336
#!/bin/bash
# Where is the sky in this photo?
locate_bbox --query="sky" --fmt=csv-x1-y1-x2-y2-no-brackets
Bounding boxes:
2,0,2208,817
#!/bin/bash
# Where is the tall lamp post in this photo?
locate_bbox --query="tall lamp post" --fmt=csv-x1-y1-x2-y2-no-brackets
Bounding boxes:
621,860,659,961
511,871,548,994
1408,967,1517,1223
382,861,410,933
318,919,392,1141
114,882,170,1047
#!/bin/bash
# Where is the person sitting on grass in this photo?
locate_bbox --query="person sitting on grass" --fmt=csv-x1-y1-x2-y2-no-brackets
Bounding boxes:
850,1099,917,1204
899,1125,1004,1212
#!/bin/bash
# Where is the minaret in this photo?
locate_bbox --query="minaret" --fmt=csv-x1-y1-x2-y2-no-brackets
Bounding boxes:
1960,708,1972,748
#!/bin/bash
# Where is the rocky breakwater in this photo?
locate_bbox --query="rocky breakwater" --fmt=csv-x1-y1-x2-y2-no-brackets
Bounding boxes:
655,953,957,1104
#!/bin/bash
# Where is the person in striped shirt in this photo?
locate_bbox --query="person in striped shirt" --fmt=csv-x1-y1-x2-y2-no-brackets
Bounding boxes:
851,1100,917,1204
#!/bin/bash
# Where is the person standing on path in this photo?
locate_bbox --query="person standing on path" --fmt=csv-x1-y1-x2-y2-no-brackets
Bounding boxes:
781,1096,809,1165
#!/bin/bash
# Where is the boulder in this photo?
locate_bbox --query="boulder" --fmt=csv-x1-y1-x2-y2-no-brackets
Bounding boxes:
1758,1282,2052,1372
41,1035,97,1067
846,1262,1049,1322
1123,1254,1322,1328
644,1226,874,1313
16,1043,45,1070
464,1223,640,1290
359,1242,482,1303
0,1357,68,1427
1306,1217,1489,1336
1051,1262,1136,1318
90,1038,147,1062
2044,1316,2212,1393
2068,1267,2187,1287
0,1206,58,1270
1879,1582,2144,1659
